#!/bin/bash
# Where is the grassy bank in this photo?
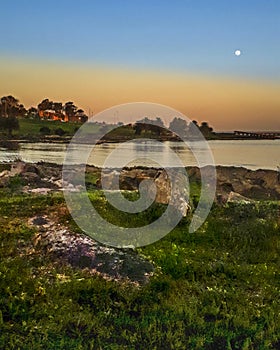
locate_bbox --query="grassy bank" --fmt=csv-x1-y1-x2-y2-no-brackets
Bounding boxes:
3,119,272,143
0,181,280,349
17,119,83,137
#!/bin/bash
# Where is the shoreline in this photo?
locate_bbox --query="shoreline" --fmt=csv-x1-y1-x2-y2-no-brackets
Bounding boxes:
1,160,279,201
0,158,278,172
0,159,278,172
1,134,280,147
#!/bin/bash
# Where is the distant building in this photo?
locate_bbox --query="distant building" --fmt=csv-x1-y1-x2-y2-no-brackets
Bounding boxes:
68,110,88,123
38,109,88,123
38,109,64,121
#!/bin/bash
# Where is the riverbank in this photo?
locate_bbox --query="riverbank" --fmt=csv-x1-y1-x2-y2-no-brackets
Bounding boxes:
1,161,280,348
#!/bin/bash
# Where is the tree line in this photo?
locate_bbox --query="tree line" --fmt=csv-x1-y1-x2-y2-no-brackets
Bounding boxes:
0,95,215,138
96,116,214,140
0,95,87,120
0,95,88,135
133,116,214,138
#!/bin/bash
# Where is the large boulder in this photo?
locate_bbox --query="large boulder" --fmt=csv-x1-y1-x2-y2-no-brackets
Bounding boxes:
96,168,158,190
96,168,191,216
152,169,190,216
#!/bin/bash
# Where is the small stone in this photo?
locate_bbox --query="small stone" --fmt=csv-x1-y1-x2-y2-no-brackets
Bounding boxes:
32,216,49,226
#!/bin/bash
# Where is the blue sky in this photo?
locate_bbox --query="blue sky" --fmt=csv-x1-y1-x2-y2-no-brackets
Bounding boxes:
1,0,280,80
0,1,279,130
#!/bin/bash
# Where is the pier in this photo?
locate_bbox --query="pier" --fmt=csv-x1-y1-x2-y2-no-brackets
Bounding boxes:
234,131,280,139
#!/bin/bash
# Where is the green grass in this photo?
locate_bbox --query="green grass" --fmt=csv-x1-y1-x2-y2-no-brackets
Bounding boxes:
6,119,179,142
15,118,85,138
0,184,280,349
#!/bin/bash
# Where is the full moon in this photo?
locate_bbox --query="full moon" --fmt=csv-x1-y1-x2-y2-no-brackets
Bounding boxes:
234,49,241,56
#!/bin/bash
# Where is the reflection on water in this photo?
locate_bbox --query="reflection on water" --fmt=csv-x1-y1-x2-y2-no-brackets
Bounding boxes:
0,140,279,170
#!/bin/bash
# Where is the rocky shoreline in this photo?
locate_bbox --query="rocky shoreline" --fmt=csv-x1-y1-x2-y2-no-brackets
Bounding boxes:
1,160,279,201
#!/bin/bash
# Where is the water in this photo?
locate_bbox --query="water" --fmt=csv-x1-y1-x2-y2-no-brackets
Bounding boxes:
0,139,279,170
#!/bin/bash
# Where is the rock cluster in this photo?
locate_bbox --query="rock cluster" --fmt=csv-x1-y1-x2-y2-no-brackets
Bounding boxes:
98,167,191,215
0,161,61,191
186,166,280,203
215,166,280,202
30,214,154,284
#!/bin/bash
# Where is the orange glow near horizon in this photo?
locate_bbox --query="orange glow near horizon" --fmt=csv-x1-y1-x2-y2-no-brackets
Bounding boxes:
0,56,279,131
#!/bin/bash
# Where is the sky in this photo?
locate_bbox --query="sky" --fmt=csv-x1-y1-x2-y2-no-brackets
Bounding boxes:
0,0,279,130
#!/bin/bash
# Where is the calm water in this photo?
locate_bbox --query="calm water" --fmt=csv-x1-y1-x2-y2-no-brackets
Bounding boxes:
0,140,279,170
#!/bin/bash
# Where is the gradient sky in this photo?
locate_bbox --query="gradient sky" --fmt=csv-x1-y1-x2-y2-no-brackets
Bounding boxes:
0,0,279,130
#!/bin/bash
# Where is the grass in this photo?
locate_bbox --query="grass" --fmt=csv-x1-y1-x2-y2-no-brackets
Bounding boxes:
0,180,280,349
15,118,86,138
12,120,176,142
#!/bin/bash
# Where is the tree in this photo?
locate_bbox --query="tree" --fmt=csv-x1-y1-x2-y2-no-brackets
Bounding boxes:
18,104,26,117
0,116,19,136
1,96,18,117
0,95,24,136
188,120,199,137
76,108,88,122
137,116,164,127
134,116,165,136
64,101,77,117
134,123,142,136
26,107,38,118
38,98,52,111
0,95,26,118
169,117,188,136
199,121,213,137
153,117,165,128
53,102,63,114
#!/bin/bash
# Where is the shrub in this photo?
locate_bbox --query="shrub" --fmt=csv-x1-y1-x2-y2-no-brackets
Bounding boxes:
39,126,51,135
55,127,66,136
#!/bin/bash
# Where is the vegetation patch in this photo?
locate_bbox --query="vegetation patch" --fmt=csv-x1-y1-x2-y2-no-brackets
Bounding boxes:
0,181,279,348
